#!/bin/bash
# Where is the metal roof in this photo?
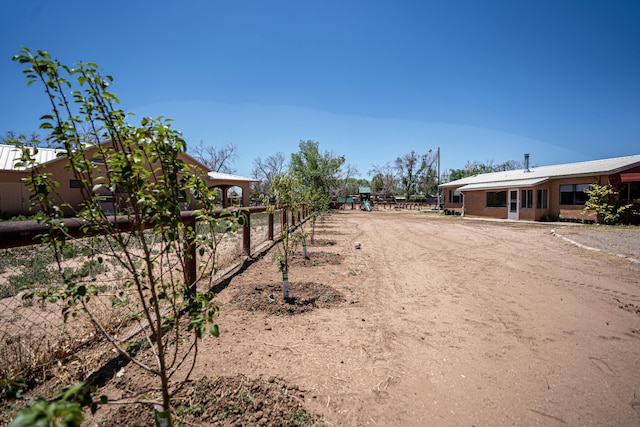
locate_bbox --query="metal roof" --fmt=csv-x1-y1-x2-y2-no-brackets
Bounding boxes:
0,144,258,187
207,171,257,182
458,177,549,192
0,144,65,171
440,154,640,189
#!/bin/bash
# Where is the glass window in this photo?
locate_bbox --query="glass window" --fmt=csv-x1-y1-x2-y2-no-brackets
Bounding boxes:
560,184,591,205
449,189,463,204
560,184,574,205
521,189,533,208
69,179,82,188
536,189,548,209
621,183,640,203
632,183,640,202
486,191,507,208
575,184,591,205
510,190,518,212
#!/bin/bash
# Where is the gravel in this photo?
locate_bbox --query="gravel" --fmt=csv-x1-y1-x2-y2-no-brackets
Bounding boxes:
555,226,640,261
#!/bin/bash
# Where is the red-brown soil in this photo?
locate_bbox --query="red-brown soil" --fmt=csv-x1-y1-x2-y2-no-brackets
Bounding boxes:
13,210,640,426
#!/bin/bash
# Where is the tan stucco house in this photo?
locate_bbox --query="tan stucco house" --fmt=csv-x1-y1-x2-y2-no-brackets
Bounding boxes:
440,154,640,223
0,143,257,218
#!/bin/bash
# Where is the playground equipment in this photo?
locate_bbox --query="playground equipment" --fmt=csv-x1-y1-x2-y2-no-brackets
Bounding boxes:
359,186,372,212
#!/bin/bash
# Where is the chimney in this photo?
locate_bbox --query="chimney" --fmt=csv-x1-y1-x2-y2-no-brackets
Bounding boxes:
524,153,530,172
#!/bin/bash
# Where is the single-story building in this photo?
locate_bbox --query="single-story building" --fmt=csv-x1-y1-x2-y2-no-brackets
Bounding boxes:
440,154,640,223
0,142,257,218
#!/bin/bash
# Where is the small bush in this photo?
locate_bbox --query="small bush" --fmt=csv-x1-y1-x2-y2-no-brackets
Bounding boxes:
584,183,631,225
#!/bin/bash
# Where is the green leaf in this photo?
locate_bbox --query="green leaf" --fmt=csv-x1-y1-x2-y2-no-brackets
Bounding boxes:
210,324,219,337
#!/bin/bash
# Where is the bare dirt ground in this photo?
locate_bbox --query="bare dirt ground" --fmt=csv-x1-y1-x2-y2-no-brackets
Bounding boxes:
55,210,640,425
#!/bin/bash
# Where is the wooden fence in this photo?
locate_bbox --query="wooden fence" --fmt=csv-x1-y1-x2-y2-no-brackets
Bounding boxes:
0,205,308,385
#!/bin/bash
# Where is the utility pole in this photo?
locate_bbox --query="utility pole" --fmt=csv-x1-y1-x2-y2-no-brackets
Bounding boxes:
437,146,441,210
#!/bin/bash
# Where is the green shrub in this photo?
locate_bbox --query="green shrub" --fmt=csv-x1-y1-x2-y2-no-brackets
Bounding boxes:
584,183,631,225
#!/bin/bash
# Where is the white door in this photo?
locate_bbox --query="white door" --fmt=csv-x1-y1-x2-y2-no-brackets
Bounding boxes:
508,189,519,220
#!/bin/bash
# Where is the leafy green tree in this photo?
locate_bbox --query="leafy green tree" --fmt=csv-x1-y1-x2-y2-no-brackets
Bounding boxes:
263,173,307,299
584,183,631,225
306,188,329,244
11,47,241,426
290,140,345,201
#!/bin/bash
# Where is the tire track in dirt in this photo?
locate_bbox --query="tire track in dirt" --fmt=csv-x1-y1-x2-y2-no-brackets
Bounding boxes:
334,211,640,425
191,211,640,427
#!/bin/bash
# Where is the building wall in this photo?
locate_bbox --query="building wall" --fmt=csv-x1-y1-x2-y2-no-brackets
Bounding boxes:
463,190,508,219
0,143,216,217
442,175,609,222
0,171,31,217
550,175,607,222
443,188,464,214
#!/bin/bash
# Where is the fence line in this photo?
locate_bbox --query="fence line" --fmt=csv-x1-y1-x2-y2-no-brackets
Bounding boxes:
0,205,308,387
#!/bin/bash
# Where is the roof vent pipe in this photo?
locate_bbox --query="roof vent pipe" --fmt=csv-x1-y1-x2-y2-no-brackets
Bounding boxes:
524,153,530,172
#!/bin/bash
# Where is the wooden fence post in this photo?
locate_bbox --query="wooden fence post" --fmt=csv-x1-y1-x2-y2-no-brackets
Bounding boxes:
242,210,251,255
183,216,197,291
268,212,274,240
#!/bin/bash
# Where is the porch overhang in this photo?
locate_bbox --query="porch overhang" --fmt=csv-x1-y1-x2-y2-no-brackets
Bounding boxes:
620,173,640,183
458,177,549,192
206,171,258,207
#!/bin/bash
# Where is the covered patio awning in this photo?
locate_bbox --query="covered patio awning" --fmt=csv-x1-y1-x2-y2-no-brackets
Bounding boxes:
458,177,549,192
206,171,258,207
620,173,640,183
609,173,640,186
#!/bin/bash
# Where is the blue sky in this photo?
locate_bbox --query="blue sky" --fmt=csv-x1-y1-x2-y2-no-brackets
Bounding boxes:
1,0,639,179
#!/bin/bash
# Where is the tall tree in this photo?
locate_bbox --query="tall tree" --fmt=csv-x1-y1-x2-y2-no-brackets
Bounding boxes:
339,164,359,197
369,163,397,197
1,131,45,147
251,151,286,197
419,150,440,197
394,150,427,198
448,158,525,181
290,140,345,199
191,141,238,173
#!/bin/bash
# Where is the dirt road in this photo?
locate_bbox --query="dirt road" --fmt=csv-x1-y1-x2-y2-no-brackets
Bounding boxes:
97,209,640,426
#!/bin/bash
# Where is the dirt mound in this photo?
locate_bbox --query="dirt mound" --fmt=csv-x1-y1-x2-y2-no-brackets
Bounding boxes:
232,281,344,315
103,374,322,426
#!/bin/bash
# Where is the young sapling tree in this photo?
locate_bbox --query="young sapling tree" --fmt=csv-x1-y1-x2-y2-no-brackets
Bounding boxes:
11,47,242,426
263,173,307,299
